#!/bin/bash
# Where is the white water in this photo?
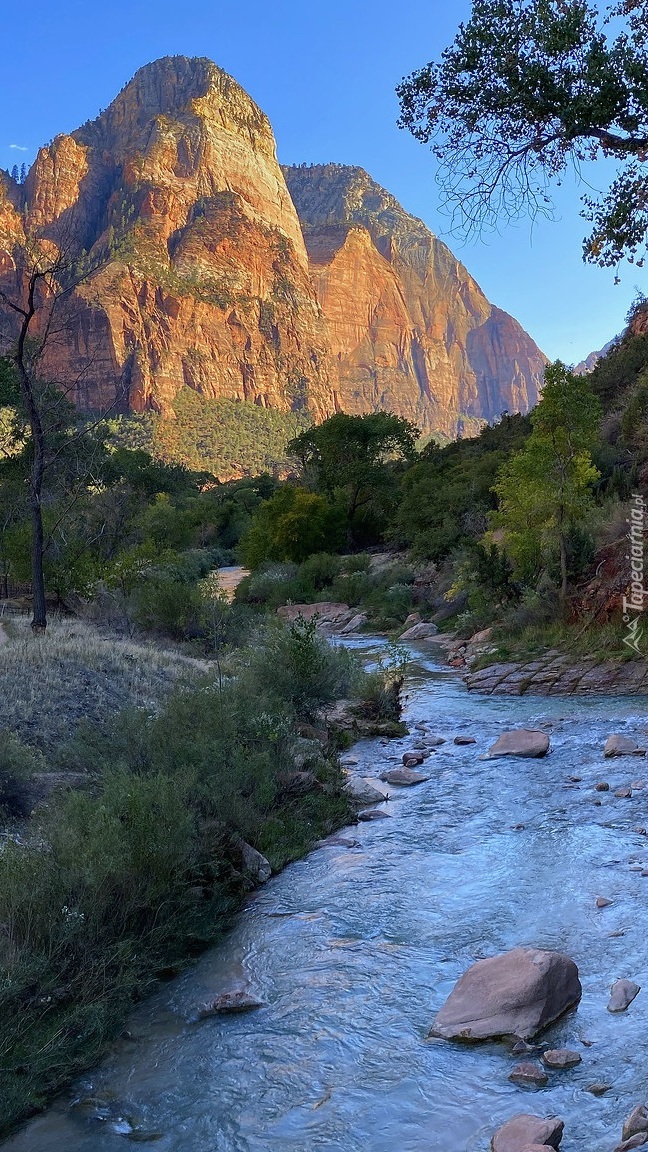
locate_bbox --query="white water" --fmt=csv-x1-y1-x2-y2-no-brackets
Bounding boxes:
6,639,648,1151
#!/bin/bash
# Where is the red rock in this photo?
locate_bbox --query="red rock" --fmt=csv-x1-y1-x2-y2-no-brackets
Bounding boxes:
486,730,550,759
429,947,581,1042
509,1062,549,1087
490,1114,564,1151
541,1048,582,1069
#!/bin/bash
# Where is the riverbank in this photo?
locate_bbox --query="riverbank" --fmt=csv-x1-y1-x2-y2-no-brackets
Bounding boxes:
0,615,398,1138
6,634,648,1152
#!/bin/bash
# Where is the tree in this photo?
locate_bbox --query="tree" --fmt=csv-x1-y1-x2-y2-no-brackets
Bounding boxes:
0,248,111,630
289,412,418,546
493,362,601,598
397,0,648,268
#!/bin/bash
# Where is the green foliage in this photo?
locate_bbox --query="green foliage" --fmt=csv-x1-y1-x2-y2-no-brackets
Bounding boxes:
290,411,418,547
397,0,648,267
394,412,532,559
494,363,602,595
239,486,344,566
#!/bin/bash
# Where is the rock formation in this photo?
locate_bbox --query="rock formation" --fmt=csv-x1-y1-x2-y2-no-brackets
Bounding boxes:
284,164,546,437
0,57,337,419
0,58,546,445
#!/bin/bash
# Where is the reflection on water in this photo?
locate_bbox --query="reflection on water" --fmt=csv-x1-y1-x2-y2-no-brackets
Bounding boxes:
6,639,648,1151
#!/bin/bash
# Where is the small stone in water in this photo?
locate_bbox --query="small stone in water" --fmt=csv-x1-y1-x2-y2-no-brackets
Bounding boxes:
542,1048,582,1069
567,775,582,782
596,896,613,908
197,991,264,1018
509,1062,548,1087
595,781,610,791
586,1082,612,1096
616,786,633,798
454,735,477,745
357,809,391,821
631,781,647,789
511,1039,539,1055
609,930,626,938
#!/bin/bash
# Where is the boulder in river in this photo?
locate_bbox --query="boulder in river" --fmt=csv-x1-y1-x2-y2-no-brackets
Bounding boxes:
454,735,477,745
614,1136,648,1151
379,767,428,786
604,735,646,757
490,1114,564,1151
608,979,641,1013
399,621,439,641
357,808,391,821
623,1105,648,1142
485,730,550,759
429,947,581,1042
344,779,387,805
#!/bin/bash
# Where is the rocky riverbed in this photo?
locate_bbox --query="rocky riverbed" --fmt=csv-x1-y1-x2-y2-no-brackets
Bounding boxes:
5,636,648,1152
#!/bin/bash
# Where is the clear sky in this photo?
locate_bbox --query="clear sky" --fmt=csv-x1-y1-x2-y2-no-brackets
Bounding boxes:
0,0,642,363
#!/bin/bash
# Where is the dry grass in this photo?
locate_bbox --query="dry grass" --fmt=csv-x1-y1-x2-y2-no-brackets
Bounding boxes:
0,615,210,755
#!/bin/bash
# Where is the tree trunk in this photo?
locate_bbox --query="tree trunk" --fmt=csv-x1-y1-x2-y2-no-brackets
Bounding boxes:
29,473,47,632
558,527,568,603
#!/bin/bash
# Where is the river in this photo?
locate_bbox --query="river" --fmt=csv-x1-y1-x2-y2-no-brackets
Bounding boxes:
5,637,648,1151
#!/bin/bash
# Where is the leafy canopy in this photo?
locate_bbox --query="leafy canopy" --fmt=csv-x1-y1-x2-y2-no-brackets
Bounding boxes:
397,0,648,268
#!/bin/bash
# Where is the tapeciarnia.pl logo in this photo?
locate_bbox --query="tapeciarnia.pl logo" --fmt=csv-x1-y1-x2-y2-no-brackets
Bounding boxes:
623,492,646,655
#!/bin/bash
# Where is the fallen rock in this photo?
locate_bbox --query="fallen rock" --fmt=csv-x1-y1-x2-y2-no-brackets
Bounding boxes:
197,991,264,1018
399,621,439,641
339,613,368,635
596,896,613,908
541,1048,581,1069
344,779,387,805
623,1105,648,1142
454,735,477,745
485,730,550,759
608,979,641,1013
240,842,272,885
357,809,391,821
379,767,428,786
509,1062,549,1087
605,735,646,757
428,947,582,1042
490,1114,564,1152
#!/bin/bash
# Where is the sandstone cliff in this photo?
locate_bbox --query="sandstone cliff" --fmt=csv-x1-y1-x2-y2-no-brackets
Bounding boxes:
0,58,545,444
284,164,546,437
0,57,337,419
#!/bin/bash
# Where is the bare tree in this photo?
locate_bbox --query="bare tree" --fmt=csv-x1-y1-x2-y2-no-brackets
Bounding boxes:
0,245,123,631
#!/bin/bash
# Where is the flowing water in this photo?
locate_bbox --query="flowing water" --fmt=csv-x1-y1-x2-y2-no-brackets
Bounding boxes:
6,639,648,1152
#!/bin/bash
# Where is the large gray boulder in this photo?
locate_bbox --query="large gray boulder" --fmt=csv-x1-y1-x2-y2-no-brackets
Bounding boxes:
429,947,581,1041
399,621,439,641
240,842,272,885
343,778,387,805
491,1115,564,1152
485,730,550,759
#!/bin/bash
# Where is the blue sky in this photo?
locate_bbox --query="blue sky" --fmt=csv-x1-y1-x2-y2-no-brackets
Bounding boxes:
0,0,642,362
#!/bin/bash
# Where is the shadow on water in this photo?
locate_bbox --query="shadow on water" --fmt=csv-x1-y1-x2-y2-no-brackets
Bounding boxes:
6,638,648,1151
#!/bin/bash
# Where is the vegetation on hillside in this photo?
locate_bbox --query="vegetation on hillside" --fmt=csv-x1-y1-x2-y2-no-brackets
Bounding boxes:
109,388,310,480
